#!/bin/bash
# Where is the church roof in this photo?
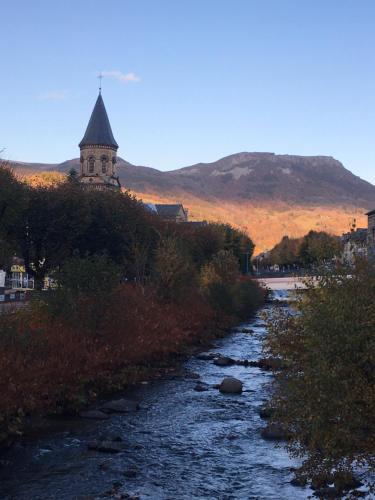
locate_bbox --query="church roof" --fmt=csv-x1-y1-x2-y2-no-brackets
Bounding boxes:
79,93,118,149
154,204,187,217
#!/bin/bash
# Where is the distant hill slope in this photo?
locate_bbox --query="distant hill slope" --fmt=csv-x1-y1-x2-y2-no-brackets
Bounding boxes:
5,152,374,252
8,152,375,206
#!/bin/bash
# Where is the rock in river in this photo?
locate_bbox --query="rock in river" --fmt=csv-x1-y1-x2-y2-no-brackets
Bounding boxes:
213,356,236,367
258,405,275,419
183,371,200,380
195,352,217,361
258,357,284,371
333,472,362,492
219,377,243,394
261,424,286,441
80,410,110,420
88,440,124,453
194,383,209,392
313,486,340,498
100,399,139,414
290,475,307,487
123,466,138,478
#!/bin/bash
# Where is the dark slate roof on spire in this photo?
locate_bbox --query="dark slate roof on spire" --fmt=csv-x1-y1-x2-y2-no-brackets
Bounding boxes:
79,93,118,149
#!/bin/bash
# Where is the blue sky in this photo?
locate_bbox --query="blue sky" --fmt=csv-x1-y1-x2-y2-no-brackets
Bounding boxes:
2,0,375,182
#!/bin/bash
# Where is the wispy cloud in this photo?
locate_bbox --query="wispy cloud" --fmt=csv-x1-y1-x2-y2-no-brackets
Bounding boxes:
37,90,69,101
101,70,141,83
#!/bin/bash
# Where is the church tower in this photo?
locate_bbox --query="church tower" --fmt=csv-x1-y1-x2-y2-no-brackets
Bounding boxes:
79,92,121,191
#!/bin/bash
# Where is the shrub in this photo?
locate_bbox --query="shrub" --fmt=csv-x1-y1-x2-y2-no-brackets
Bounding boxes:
153,237,196,302
233,278,265,320
202,281,235,316
43,255,121,333
200,251,263,319
200,250,239,287
0,282,224,445
265,260,375,487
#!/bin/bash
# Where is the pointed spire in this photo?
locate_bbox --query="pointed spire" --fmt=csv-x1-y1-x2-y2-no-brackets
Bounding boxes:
79,93,118,149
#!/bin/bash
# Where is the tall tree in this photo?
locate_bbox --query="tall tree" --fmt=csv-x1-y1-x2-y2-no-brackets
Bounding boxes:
0,165,27,267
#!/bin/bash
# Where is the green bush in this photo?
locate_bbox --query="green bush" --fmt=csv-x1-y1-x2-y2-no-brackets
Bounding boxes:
43,255,121,332
265,260,375,487
153,237,196,302
203,281,235,316
200,250,263,319
233,279,264,320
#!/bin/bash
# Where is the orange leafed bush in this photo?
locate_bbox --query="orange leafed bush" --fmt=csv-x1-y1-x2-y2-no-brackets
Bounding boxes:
0,284,226,443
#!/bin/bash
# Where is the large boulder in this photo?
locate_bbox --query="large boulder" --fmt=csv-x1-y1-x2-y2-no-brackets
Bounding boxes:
219,377,243,394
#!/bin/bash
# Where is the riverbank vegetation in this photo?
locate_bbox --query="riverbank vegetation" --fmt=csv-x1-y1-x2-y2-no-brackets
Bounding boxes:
0,164,264,446
265,260,375,491
257,230,342,269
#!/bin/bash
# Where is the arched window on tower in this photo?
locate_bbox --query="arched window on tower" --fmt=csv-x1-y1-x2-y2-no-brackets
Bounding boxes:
101,155,108,173
88,156,95,173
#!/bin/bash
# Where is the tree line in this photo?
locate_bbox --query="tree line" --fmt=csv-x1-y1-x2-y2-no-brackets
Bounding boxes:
0,164,264,445
0,165,254,290
256,231,342,269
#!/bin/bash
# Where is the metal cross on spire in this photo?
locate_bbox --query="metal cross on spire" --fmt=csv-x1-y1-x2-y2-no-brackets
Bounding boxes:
98,72,103,94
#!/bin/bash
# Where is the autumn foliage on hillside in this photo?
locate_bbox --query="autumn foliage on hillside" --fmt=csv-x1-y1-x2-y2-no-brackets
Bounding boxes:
19,171,367,254
127,190,366,255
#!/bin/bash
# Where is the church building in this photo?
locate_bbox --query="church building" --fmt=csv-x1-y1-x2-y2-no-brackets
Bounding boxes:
78,92,121,191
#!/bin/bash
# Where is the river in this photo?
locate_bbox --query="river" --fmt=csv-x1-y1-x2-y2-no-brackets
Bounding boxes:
0,295,312,499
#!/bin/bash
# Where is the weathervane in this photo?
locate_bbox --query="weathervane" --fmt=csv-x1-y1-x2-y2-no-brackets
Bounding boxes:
98,72,103,94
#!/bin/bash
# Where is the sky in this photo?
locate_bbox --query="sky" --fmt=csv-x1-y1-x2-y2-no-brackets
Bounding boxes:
1,0,375,182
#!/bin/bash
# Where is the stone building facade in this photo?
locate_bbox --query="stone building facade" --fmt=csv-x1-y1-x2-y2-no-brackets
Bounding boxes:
79,92,121,191
367,209,375,247
341,228,367,264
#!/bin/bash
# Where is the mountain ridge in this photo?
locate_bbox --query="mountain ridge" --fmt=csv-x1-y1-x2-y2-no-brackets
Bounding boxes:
4,152,373,252
6,152,375,206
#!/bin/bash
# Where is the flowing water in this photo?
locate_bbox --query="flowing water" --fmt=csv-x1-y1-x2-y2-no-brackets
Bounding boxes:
0,296,312,499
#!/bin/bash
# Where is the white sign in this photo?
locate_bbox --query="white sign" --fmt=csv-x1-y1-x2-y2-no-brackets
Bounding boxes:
0,270,5,288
